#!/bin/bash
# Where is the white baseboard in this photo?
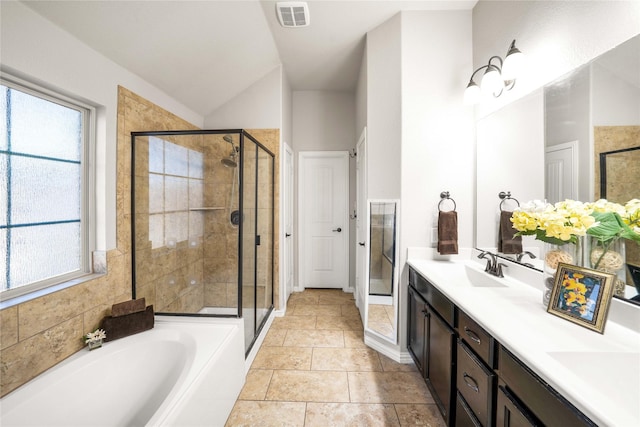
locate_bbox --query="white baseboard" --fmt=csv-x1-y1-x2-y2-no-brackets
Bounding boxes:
364,334,414,365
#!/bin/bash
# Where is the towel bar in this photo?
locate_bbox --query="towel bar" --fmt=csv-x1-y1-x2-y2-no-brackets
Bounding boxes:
438,191,457,212
498,191,520,211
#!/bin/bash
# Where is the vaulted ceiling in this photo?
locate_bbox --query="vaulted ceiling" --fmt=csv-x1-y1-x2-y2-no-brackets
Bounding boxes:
22,0,476,116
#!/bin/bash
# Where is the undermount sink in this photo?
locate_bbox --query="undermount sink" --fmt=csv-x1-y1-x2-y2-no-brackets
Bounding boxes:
546,351,640,412
462,263,508,287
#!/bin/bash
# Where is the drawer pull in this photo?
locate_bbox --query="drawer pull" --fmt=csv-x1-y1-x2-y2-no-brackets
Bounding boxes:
464,327,481,344
463,372,479,393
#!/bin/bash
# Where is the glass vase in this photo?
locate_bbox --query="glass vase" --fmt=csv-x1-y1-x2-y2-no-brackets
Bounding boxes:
587,237,626,298
542,241,582,307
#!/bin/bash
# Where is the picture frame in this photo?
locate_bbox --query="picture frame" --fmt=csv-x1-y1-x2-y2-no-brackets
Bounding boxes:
547,263,616,333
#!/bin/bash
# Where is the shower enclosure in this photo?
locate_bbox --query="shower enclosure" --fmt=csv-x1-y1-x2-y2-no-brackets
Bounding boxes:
130,129,274,355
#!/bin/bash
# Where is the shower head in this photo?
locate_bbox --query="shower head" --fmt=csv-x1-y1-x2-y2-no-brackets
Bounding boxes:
221,134,238,167
221,152,237,168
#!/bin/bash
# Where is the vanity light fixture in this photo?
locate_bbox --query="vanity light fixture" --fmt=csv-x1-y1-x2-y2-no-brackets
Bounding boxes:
464,40,525,105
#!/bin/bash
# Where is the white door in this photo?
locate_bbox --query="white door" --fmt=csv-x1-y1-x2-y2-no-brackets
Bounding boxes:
355,129,367,310
545,141,578,204
284,144,294,301
299,151,349,289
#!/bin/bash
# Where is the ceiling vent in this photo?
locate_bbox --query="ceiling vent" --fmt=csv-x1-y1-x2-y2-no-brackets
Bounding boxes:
276,2,310,28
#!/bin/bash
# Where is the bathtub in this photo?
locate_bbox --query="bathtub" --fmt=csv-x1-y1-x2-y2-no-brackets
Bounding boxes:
0,316,245,426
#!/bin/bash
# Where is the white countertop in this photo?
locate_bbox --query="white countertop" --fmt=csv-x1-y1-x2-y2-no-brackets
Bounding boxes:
407,248,640,427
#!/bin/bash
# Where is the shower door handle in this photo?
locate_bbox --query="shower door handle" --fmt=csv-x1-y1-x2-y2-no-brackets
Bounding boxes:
332,227,342,233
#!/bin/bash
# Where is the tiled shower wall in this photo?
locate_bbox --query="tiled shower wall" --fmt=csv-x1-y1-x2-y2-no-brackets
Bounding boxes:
0,86,280,396
594,125,640,288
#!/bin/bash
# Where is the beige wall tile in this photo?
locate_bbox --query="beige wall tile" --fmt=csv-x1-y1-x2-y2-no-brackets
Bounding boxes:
0,307,18,350
1,316,83,396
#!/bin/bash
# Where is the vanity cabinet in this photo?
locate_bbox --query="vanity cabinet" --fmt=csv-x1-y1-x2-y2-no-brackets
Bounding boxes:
497,346,596,427
407,266,597,427
407,285,427,374
408,268,456,425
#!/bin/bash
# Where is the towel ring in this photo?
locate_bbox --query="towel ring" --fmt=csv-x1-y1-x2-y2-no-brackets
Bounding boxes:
438,191,457,212
498,191,520,211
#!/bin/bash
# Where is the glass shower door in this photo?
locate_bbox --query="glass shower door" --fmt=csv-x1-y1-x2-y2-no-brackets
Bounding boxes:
255,144,274,335
241,137,257,352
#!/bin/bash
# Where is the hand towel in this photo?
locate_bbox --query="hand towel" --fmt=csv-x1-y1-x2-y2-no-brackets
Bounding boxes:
111,298,146,317
437,210,458,255
498,210,522,254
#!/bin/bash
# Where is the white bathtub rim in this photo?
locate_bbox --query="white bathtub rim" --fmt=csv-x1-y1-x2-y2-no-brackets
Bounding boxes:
1,316,244,427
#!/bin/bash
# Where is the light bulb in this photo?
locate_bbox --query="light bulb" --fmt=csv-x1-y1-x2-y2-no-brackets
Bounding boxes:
463,81,481,105
502,41,525,81
481,66,504,96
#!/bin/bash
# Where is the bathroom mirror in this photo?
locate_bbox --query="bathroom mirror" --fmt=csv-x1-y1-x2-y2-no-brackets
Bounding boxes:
475,33,640,305
365,200,399,343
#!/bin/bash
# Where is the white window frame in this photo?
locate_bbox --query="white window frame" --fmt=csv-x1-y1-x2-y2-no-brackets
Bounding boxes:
0,73,96,302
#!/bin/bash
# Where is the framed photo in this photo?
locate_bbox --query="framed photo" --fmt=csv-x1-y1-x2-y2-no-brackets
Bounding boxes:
547,263,616,333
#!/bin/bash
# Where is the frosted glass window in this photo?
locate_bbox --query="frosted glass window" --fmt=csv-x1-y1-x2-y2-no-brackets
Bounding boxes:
9,89,81,161
11,157,80,224
0,154,7,227
1,80,91,297
10,224,80,288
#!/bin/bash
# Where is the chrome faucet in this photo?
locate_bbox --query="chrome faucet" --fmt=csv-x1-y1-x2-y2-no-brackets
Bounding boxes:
477,251,508,278
478,251,496,272
516,251,536,262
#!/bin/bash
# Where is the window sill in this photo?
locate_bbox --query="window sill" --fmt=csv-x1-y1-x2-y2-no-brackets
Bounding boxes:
0,272,107,310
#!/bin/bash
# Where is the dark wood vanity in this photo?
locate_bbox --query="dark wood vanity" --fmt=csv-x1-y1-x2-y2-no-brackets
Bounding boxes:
408,266,597,427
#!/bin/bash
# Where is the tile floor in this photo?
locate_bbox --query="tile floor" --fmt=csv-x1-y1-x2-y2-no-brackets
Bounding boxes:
225,289,446,426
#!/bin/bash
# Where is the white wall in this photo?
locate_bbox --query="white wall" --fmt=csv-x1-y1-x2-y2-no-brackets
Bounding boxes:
355,47,368,141
398,10,474,350
0,1,203,251
366,14,402,200
544,66,592,202
472,1,640,119
281,72,293,147
204,66,282,129
292,91,356,289
477,90,544,249
592,63,640,126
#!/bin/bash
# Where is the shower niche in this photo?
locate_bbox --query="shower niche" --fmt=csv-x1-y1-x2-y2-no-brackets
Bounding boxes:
131,129,275,355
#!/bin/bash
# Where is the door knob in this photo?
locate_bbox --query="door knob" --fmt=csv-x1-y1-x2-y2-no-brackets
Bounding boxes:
332,227,342,232
358,242,365,246
285,233,291,237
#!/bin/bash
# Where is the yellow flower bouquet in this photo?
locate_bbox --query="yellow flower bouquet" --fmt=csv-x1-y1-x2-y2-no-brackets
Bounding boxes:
510,199,595,245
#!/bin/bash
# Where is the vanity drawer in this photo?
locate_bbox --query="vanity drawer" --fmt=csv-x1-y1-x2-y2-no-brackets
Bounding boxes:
497,346,596,427
456,340,495,427
458,310,496,368
409,267,455,326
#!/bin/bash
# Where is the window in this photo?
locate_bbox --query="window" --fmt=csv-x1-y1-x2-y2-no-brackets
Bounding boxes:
1,76,94,300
